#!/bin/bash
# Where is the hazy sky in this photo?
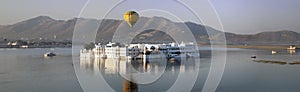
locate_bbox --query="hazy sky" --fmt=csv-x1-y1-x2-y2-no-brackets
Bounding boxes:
0,0,300,34
211,0,300,34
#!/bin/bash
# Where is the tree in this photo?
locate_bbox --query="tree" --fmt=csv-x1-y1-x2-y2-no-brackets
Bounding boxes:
83,42,95,50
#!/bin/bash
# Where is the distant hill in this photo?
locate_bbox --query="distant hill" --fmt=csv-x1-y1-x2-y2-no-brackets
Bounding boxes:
131,29,175,43
0,16,76,41
0,16,299,45
225,30,300,45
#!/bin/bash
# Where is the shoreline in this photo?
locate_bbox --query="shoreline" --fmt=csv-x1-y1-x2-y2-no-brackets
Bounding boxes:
226,45,297,50
0,46,71,49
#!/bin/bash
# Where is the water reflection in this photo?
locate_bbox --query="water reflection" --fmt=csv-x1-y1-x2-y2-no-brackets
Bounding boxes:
287,49,296,55
79,57,198,91
123,80,138,92
80,57,197,75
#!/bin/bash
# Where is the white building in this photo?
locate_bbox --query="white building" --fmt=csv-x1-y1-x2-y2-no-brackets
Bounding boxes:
92,42,140,59
81,42,199,60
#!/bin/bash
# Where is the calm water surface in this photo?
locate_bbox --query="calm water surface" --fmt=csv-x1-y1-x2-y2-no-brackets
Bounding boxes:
0,48,82,92
1,48,300,92
218,49,300,92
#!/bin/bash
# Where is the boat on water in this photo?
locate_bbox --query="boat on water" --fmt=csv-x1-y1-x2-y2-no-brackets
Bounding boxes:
287,45,296,50
44,52,56,57
272,50,277,54
251,55,256,58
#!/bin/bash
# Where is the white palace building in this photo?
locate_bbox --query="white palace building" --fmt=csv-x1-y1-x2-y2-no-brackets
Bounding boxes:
80,42,199,60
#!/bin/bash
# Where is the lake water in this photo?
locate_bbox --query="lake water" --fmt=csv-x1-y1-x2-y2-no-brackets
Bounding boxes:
1,48,300,92
0,48,82,92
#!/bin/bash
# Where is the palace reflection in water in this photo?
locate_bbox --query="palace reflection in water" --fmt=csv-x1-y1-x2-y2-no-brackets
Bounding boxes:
79,56,198,92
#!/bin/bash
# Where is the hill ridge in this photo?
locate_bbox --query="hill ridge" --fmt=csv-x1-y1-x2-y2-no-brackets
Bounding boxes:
0,16,299,45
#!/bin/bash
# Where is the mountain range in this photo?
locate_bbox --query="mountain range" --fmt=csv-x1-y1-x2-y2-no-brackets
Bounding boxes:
0,16,300,45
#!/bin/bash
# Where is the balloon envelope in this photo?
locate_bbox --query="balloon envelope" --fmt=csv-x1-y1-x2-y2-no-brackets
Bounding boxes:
124,11,139,28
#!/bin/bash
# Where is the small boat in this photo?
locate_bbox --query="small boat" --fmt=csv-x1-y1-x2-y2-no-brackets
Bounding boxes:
271,50,277,54
287,45,296,50
251,55,256,58
44,52,56,57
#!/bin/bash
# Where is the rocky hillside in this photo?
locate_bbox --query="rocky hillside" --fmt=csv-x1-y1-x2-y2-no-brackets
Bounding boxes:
0,16,299,45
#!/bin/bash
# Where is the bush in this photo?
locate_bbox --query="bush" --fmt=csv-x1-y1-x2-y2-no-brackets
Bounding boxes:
83,42,95,50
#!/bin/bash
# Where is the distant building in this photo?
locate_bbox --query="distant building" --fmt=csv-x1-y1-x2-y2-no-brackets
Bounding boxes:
7,40,27,47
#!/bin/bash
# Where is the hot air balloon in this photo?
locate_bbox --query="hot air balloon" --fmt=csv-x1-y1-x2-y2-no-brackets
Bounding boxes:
124,11,139,28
